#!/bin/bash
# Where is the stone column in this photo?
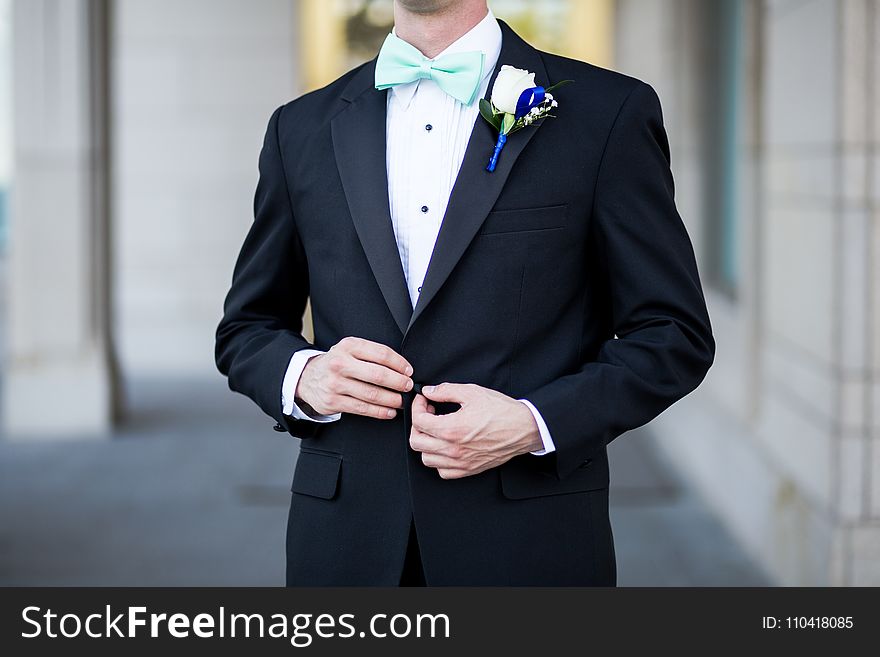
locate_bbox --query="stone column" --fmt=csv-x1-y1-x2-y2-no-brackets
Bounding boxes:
3,0,119,438
832,0,880,585
758,0,878,586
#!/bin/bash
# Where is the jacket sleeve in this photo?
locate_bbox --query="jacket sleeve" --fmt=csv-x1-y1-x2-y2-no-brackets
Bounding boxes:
215,104,322,438
525,82,715,479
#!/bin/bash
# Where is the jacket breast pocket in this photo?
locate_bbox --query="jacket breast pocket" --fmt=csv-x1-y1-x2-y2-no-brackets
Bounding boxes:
290,448,342,500
479,203,569,235
499,452,609,500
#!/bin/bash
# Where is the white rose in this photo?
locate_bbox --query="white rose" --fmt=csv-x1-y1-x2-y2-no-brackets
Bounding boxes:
490,65,536,115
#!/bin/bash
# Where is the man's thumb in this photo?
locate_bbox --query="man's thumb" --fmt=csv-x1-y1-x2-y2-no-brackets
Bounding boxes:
421,383,466,403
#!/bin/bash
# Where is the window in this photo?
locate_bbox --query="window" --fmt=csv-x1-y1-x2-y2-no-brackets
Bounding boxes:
704,0,745,295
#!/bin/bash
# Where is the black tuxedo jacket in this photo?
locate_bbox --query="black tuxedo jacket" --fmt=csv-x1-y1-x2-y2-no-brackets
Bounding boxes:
216,22,714,586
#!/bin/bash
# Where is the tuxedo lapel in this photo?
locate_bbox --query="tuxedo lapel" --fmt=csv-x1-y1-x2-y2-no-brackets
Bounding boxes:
405,22,549,334
332,62,413,335
331,23,548,338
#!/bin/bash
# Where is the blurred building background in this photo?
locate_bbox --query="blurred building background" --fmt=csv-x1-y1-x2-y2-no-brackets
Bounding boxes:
615,0,880,586
0,0,876,585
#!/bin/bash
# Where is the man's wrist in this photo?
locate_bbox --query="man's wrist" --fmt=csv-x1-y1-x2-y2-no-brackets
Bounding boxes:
524,430,544,454
518,399,556,456
282,350,340,422
293,395,320,417
516,401,544,454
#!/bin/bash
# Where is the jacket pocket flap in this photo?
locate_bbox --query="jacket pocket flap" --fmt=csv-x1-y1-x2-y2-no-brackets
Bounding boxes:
290,449,342,500
480,204,568,235
500,454,609,500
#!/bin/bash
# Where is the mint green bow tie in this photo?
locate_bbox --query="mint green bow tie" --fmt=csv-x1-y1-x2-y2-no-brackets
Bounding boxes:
374,33,484,106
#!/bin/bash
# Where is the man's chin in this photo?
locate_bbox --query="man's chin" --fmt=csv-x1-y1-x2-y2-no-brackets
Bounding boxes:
396,0,461,16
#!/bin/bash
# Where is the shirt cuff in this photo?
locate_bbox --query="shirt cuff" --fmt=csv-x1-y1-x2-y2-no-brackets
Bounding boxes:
282,349,342,422
518,399,556,456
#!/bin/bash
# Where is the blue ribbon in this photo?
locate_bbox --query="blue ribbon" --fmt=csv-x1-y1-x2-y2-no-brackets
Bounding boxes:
485,86,545,172
486,133,507,172
514,85,545,120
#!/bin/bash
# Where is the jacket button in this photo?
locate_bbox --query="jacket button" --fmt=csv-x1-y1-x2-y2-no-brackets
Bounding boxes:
273,422,286,432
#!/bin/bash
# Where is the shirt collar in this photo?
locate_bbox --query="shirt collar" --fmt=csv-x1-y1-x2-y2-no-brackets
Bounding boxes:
388,8,502,110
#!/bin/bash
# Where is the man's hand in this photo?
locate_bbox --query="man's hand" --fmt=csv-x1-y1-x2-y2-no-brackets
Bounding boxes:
295,337,413,420
409,383,543,479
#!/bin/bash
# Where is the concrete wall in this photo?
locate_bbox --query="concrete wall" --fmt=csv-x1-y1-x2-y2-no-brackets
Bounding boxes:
111,0,300,376
615,0,880,585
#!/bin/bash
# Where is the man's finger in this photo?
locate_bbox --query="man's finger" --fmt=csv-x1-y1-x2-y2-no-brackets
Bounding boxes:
411,393,434,416
420,452,460,470
345,359,412,392
409,428,450,455
337,379,403,409
346,337,413,376
421,382,473,404
411,404,451,437
335,395,398,420
437,469,470,480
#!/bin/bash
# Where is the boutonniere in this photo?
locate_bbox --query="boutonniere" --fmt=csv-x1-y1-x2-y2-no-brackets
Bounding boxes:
480,65,572,172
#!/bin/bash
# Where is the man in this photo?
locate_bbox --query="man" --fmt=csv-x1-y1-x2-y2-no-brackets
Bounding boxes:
215,0,714,586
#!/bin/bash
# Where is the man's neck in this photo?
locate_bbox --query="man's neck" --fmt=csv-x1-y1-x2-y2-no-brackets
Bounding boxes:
393,2,489,59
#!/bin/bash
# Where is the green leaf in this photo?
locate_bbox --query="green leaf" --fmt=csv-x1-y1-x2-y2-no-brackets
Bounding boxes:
544,79,574,94
479,99,502,131
500,112,516,135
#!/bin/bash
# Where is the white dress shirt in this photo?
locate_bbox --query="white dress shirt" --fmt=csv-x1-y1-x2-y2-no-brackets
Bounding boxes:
281,9,555,455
